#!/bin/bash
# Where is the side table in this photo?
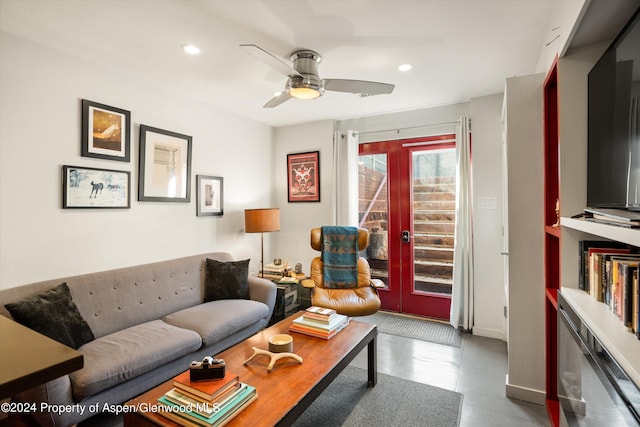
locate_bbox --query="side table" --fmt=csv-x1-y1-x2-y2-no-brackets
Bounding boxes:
263,274,310,325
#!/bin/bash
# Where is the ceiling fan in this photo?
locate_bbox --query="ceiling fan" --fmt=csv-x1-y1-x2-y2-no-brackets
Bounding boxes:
240,44,395,108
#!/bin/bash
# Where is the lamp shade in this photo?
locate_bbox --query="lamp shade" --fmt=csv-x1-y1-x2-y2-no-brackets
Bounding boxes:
244,208,280,233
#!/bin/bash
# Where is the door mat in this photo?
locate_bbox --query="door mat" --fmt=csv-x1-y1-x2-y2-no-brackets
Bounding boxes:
360,311,462,347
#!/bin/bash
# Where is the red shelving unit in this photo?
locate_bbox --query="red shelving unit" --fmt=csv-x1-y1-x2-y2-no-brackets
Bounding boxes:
543,56,560,427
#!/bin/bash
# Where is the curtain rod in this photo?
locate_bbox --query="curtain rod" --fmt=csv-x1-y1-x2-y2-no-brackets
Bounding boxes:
352,119,466,137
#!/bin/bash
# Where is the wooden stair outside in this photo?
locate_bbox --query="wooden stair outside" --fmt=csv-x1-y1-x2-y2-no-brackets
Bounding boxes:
413,177,455,294
358,165,456,295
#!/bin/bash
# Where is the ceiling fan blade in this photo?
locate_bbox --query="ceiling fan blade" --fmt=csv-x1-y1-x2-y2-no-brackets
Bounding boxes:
324,79,395,96
240,44,301,78
263,91,292,108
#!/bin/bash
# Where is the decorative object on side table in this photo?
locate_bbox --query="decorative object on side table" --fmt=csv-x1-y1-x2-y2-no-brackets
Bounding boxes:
196,175,223,216
262,261,286,279
244,208,280,277
138,124,192,202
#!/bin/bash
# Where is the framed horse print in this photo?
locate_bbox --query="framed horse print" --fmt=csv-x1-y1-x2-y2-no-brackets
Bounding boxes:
287,151,320,202
62,165,130,208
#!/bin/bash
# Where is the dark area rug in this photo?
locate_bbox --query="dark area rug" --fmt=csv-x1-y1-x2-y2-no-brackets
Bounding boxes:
292,366,463,427
360,311,462,347
73,366,462,427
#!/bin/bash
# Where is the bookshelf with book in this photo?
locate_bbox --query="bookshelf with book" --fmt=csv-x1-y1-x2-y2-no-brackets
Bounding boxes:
560,217,640,388
537,37,640,424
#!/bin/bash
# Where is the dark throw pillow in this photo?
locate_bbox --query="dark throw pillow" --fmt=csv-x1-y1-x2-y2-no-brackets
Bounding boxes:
204,258,250,302
4,282,95,349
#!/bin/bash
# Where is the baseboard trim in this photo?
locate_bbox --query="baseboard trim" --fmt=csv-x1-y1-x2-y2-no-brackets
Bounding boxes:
472,326,505,341
505,379,546,405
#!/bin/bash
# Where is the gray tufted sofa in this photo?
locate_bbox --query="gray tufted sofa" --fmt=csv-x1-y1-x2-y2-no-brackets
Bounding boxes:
0,252,276,426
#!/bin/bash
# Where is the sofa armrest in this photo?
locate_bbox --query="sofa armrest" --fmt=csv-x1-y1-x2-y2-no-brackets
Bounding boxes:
12,375,76,427
248,276,277,319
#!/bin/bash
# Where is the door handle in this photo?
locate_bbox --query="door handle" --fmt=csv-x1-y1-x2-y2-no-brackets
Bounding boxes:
402,230,411,243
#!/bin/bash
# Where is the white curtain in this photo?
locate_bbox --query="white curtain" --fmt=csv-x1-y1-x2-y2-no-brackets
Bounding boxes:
332,130,359,226
450,115,474,331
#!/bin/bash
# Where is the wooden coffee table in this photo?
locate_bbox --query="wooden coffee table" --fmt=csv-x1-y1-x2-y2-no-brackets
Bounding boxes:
123,312,377,427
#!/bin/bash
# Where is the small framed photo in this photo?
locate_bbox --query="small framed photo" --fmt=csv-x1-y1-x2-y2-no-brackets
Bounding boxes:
81,99,131,162
138,125,192,202
287,150,320,202
62,165,130,208
196,175,223,216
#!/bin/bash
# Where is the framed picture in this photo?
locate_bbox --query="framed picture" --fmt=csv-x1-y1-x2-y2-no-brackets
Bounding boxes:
287,150,320,202
81,99,131,162
138,125,192,202
196,175,223,216
62,165,130,208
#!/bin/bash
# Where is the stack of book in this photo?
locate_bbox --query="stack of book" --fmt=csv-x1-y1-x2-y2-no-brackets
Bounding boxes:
579,239,640,339
156,370,257,426
289,306,350,339
260,263,285,280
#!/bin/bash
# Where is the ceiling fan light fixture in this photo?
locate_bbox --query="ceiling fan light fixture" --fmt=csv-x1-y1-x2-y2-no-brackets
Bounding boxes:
241,44,395,108
286,74,324,100
289,86,322,100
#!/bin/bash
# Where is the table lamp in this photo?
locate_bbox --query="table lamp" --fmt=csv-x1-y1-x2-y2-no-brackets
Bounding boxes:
244,208,280,278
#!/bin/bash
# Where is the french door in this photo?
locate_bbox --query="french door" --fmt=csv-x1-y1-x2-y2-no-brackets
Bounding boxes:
358,135,456,319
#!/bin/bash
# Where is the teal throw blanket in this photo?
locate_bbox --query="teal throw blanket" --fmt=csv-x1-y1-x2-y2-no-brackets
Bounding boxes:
321,226,359,289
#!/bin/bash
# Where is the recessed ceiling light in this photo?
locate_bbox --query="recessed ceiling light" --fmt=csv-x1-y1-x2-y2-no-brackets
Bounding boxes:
398,63,413,72
182,44,201,55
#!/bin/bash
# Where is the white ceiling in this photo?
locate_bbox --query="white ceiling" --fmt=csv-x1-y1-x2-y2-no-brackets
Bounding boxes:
0,0,637,128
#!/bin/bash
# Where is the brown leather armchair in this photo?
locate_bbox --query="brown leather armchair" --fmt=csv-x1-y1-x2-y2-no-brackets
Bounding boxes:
300,227,384,317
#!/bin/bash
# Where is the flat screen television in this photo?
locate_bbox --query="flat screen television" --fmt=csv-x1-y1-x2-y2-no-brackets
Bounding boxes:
587,7,640,211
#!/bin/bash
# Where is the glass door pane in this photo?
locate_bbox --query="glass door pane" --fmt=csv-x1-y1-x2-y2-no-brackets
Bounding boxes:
412,148,456,296
358,153,389,288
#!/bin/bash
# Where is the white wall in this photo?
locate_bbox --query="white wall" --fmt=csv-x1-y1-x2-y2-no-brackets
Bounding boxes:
469,93,507,340
534,0,589,74
503,73,546,404
271,121,335,272
0,32,274,289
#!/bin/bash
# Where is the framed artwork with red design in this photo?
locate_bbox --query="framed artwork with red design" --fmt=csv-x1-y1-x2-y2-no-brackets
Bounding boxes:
287,151,320,202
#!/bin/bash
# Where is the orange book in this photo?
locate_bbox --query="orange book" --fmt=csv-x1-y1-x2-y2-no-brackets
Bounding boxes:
290,323,332,336
173,370,239,402
290,324,340,340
